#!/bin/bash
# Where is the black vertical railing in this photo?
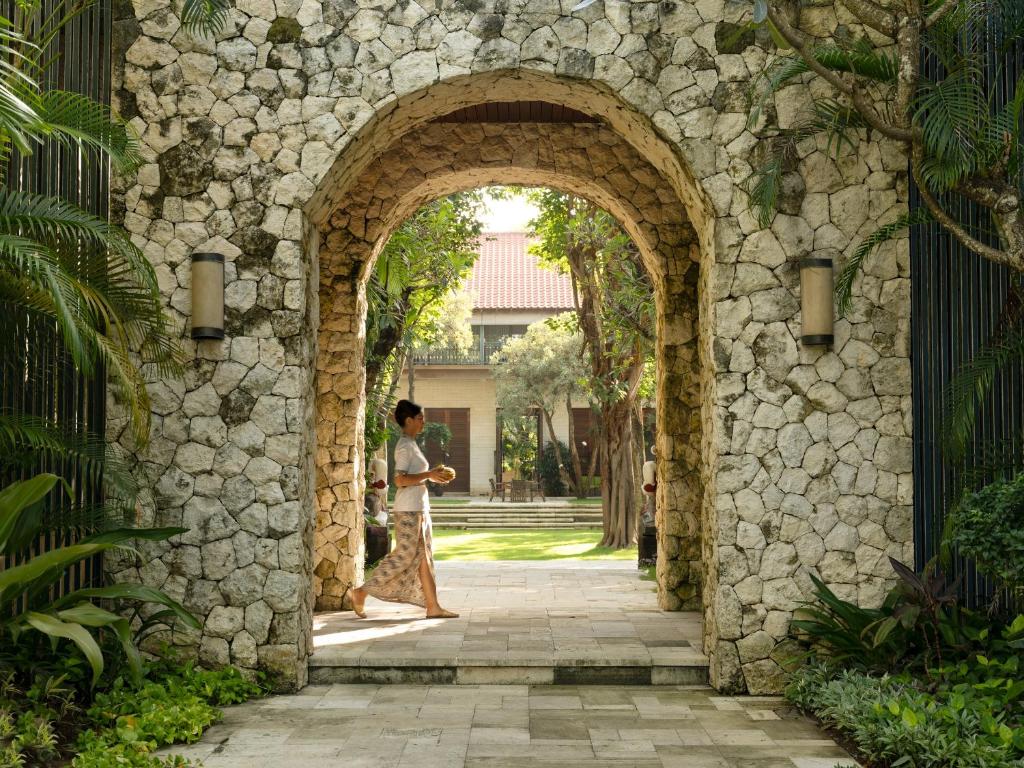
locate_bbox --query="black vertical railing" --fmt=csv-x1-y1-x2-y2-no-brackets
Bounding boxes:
910,25,1024,607
0,0,112,600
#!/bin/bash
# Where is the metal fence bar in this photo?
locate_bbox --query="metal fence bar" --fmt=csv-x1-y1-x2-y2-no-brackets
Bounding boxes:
910,25,1024,608
0,0,111,604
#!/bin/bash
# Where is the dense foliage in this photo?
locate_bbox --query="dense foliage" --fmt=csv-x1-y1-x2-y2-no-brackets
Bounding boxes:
0,0,183,450
947,472,1024,589
1,657,263,767
1,475,199,687
491,316,587,494
527,190,654,545
498,413,539,481
747,0,1024,279
538,440,571,497
789,556,1024,767
788,660,1024,768
363,194,484,455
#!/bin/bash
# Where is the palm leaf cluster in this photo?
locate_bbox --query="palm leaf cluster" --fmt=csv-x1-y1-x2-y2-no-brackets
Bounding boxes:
746,0,1024,272
0,0,183,452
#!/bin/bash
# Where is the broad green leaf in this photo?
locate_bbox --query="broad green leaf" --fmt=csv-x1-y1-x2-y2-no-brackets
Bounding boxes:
870,616,899,647
51,582,201,630
23,611,104,686
56,603,123,627
0,542,113,603
0,474,60,552
80,526,186,545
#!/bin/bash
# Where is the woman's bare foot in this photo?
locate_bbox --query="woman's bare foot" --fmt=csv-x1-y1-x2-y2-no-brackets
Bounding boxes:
425,607,459,619
351,587,367,618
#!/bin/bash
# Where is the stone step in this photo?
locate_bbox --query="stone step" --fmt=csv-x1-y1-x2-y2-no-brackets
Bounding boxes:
432,521,602,529
431,508,602,514
308,657,709,686
429,513,603,521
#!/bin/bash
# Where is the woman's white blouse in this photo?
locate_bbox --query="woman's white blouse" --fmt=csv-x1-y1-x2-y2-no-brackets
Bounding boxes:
392,436,430,513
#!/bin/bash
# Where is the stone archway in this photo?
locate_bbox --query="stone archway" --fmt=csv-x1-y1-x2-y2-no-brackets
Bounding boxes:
310,119,706,620
113,0,914,694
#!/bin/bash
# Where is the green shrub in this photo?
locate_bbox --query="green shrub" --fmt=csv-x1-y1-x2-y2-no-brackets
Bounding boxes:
538,440,569,497
948,473,1024,589
788,663,1024,768
791,563,982,672
0,475,201,687
0,658,263,767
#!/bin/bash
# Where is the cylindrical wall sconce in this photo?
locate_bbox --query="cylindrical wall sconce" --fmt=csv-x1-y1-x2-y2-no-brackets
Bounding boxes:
191,252,224,340
800,257,834,346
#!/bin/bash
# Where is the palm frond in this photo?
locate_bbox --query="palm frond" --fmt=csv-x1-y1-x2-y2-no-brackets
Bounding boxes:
0,412,137,500
37,91,141,173
744,144,790,230
836,209,932,316
0,189,185,444
748,56,810,128
180,0,231,37
809,98,868,158
914,63,986,191
0,232,88,366
942,284,1024,460
814,45,899,82
0,19,43,159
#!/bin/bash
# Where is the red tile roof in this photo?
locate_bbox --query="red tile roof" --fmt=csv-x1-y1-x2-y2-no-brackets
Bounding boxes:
465,232,575,311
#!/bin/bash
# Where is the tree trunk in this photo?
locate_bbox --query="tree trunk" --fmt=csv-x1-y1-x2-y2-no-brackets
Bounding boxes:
564,396,586,498
599,400,640,549
407,354,415,401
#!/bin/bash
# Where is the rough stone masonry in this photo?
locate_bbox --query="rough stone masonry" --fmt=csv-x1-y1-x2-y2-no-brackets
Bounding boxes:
109,0,914,693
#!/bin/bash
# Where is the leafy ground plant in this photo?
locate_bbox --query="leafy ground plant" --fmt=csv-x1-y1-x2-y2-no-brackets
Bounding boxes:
0,474,198,687
791,560,979,672
788,661,1024,768
0,660,264,768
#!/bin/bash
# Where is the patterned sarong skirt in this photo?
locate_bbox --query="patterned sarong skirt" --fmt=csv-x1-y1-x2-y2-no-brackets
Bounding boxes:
361,509,434,608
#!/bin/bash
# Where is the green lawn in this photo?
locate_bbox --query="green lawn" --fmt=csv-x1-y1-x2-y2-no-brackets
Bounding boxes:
432,528,636,561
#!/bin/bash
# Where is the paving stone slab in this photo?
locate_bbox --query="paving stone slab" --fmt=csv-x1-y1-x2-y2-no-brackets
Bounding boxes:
159,685,860,768
310,562,706,685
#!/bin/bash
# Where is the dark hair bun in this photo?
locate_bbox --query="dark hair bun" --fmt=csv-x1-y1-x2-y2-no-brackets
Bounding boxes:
394,399,423,427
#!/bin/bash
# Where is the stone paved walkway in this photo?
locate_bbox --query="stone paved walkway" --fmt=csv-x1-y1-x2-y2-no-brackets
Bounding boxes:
163,684,860,767
310,562,706,684
160,562,857,766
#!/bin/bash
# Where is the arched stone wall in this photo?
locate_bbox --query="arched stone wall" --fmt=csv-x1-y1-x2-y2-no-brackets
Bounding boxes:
111,0,914,693
311,121,704,614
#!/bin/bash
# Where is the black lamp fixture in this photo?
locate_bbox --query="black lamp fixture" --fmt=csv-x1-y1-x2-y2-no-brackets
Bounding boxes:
190,252,224,340
799,256,834,347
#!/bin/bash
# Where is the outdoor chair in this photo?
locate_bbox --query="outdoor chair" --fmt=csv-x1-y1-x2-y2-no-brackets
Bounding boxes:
489,477,505,502
510,479,532,503
530,480,545,502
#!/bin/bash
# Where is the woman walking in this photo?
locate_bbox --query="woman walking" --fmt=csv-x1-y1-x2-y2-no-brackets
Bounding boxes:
351,400,459,619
